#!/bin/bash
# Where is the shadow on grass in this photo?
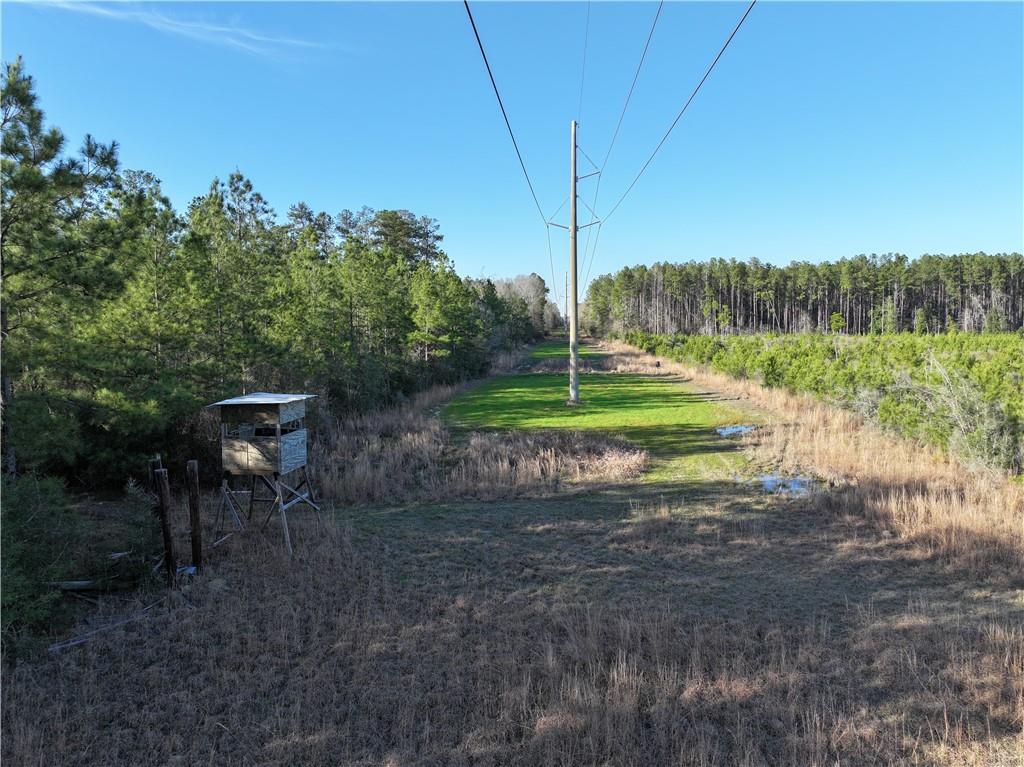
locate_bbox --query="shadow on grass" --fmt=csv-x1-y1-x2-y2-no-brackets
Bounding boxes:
6,473,1020,766
325,474,1023,762
354,477,1022,626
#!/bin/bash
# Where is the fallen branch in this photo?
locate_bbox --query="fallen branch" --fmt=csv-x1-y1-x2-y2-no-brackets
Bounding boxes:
47,597,166,654
48,578,136,593
48,580,96,591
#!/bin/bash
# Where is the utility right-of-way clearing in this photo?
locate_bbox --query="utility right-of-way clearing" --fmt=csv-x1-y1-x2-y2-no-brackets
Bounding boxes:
5,339,1021,767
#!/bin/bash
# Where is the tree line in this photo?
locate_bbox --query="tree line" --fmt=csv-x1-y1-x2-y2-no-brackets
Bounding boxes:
1,58,560,486
584,252,1024,337
620,330,1023,472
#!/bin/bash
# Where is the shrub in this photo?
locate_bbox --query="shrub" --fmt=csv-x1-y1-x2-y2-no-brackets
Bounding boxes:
1,475,81,652
613,331,1024,472
1,474,162,657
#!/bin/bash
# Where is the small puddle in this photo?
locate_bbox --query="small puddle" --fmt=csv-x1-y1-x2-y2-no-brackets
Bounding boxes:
756,473,816,497
716,425,755,437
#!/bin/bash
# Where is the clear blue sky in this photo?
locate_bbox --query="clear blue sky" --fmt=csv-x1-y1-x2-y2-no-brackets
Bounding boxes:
4,1,1022,300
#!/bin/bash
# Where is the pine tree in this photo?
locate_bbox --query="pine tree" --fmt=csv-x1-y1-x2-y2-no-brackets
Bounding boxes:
1,57,120,474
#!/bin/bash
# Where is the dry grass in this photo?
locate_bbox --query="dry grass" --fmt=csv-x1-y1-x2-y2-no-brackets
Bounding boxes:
528,356,605,374
309,384,647,505
4,341,1022,766
599,339,1024,574
3,499,1020,766
489,346,533,374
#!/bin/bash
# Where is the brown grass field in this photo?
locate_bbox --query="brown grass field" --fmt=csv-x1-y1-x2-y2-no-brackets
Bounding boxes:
2,341,1022,766
597,340,1024,574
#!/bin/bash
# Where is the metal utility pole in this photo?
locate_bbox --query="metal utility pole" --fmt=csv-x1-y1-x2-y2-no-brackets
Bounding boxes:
568,120,580,405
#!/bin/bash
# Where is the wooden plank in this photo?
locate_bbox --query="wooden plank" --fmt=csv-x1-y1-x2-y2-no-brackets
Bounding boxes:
280,492,312,512
217,479,246,531
279,479,320,512
276,479,293,556
210,533,233,548
248,437,279,474
186,460,203,572
302,465,318,505
279,400,305,425
221,438,249,474
279,429,307,474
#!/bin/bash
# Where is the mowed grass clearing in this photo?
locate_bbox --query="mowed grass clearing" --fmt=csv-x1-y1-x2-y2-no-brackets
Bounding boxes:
445,340,757,481
528,337,602,360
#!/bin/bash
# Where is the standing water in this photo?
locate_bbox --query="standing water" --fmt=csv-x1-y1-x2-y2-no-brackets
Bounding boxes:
716,425,756,437
756,474,816,497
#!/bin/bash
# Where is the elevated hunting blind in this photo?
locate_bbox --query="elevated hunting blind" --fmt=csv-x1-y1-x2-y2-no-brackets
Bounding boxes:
207,392,321,554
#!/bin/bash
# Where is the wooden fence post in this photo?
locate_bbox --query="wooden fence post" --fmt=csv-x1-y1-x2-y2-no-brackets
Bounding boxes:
186,460,203,572
148,455,163,498
154,468,176,587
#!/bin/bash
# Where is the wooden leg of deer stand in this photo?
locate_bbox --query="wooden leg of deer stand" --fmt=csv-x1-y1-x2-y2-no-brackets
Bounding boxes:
300,466,323,531
219,477,244,532
247,474,256,521
276,475,293,556
215,480,227,535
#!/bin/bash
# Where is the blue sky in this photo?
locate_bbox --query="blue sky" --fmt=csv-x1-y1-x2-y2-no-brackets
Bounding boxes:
3,1,1022,299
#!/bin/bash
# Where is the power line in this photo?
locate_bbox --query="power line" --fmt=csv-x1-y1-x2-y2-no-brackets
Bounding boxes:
578,189,600,300
463,0,547,225
578,194,600,221
571,3,596,312
577,1,591,121
603,0,757,225
578,145,601,173
581,221,603,299
463,0,559,305
579,1,664,298
579,177,607,299
580,220,601,295
602,0,664,172
546,224,560,308
548,194,570,224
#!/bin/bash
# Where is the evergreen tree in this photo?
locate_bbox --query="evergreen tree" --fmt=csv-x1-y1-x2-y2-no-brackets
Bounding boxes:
1,57,120,475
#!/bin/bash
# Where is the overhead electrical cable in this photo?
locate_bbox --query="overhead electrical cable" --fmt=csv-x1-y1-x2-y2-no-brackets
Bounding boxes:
602,0,757,225
579,216,600,299
601,0,664,172
578,145,601,173
460,0,548,226
546,225,560,308
580,0,665,297
580,221,603,297
577,1,591,121
548,194,570,224
463,0,559,304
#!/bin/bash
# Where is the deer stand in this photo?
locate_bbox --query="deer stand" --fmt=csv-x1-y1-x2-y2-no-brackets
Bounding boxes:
207,392,321,556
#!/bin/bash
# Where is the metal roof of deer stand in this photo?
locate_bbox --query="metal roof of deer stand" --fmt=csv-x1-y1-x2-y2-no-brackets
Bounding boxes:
207,392,321,555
